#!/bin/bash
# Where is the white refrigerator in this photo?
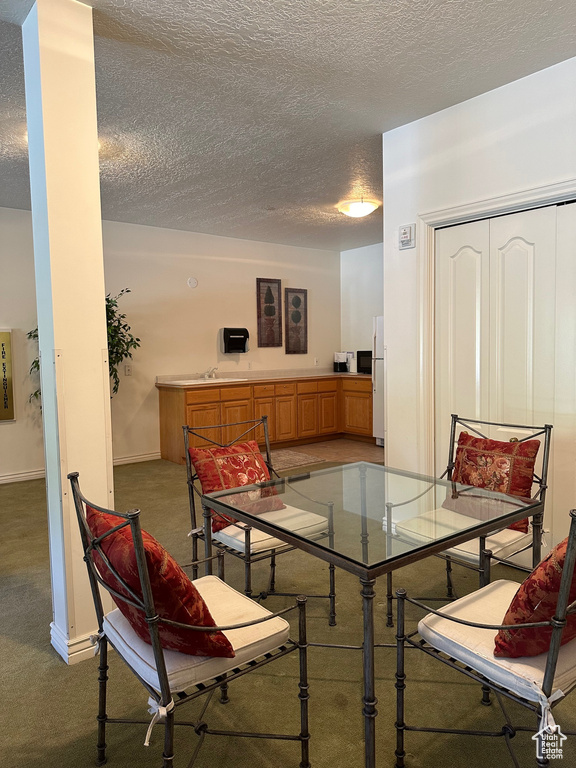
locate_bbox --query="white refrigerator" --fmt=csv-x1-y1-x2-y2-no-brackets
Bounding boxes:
372,315,385,444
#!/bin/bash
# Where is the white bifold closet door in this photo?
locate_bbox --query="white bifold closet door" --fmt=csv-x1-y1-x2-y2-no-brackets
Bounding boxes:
435,203,576,545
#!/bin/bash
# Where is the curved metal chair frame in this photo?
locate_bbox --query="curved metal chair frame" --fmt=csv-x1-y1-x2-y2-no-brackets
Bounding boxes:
394,510,576,768
385,414,552,625
184,416,336,625
441,414,553,592
69,472,310,768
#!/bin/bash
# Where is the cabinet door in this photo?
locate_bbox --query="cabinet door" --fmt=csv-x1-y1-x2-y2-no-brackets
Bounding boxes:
275,395,297,441
221,399,254,443
297,393,318,438
186,403,222,447
254,397,276,443
342,391,372,435
318,391,338,434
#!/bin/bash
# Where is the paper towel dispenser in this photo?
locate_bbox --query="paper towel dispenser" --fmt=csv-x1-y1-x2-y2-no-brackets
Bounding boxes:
221,327,249,354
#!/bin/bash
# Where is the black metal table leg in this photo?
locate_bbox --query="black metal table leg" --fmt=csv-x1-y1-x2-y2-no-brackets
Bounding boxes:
361,577,378,768
202,503,213,576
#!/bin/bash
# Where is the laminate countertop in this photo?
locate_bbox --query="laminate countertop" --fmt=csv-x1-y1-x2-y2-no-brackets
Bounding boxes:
155,370,372,387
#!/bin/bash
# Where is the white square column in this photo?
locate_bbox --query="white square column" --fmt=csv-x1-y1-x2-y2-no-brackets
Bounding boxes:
22,0,114,663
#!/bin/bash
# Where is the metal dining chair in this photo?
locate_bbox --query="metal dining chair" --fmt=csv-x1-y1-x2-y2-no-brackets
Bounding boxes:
69,471,310,768
395,509,576,767
184,416,336,625
386,415,552,625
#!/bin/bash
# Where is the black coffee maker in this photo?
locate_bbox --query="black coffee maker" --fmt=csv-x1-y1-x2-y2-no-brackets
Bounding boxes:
333,352,348,372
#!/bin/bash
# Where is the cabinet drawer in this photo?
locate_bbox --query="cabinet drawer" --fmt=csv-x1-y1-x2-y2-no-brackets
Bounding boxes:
275,382,296,395
297,381,318,394
186,388,221,404
220,385,252,401
341,378,372,393
254,384,275,398
317,378,338,393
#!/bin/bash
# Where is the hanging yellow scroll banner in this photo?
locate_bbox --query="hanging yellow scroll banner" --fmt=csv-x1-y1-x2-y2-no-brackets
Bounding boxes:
0,330,15,421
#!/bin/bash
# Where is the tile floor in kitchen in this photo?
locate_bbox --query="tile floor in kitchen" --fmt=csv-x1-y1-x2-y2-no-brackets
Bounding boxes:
298,437,384,464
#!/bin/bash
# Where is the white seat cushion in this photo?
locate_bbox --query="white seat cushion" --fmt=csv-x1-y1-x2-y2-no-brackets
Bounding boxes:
213,503,328,553
395,508,532,563
418,579,576,703
103,575,290,693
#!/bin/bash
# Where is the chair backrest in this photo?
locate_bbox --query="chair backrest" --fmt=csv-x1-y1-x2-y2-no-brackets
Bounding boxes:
68,471,172,703
183,416,275,530
542,510,576,698
445,414,553,508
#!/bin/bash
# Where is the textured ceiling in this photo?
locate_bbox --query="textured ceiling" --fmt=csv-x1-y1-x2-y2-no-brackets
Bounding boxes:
1,1,576,251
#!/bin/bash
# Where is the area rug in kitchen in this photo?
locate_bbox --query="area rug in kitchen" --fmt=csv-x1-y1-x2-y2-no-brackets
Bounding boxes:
268,449,326,471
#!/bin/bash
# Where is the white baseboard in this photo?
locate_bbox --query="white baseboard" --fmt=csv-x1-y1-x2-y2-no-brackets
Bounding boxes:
112,451,161,466
0,452,162,484
0,468,45,484
50,622,99,665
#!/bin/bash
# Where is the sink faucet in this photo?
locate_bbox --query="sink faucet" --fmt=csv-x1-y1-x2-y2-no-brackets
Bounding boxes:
202,366,218,380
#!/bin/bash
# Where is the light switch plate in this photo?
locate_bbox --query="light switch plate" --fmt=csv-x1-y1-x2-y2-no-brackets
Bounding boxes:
399,223,416,250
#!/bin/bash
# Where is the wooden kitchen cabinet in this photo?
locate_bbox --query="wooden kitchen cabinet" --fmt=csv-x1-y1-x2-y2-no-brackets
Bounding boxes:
185,388,223,449
253,384,276,442
297,381,318,438
157,374,373,464
220,386,253,443
275,382,297,441
341,378,373,436
318,391,338,433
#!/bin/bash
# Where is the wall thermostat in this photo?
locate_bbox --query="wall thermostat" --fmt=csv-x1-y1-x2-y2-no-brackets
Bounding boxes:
399,224,416,250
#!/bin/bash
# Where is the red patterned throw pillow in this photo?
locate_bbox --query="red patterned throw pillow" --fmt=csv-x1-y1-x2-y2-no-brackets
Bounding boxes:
189,440,285,532
494,536,576,657
453,432,540,534
87,505,234,658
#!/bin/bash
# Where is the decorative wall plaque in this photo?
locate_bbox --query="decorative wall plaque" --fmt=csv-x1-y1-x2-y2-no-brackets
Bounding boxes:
256,278,282,347
285,288,308,354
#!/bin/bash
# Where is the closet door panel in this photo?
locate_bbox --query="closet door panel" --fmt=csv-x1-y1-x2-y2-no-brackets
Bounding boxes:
488,207,557,431
434,220,490,474
550,203,576,541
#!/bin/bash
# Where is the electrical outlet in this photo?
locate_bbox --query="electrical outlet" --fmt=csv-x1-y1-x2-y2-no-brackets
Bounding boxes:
314,357,319,366
124,364,132,376
248,361,252,370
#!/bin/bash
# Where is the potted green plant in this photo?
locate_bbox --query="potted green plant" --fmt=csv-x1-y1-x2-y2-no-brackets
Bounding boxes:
28,288,140,402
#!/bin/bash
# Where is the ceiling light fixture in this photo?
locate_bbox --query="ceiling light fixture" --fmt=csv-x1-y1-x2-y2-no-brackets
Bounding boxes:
336,198,380,218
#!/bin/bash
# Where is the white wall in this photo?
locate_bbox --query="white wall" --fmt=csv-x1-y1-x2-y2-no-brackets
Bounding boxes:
0,208,44,482
382,56,576,542
104,220,341,462
340,243,383,365
0,209,342,477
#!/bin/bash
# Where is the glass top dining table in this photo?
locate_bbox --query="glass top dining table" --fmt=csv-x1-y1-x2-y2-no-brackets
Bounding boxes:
201,461,542,768
203,461,541,580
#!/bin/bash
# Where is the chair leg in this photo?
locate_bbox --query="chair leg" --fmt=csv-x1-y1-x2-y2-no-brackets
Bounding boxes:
329,563,337,626
269,552,277,594
479,539,492,588
244,528,253,598
480,684,492,706
445,555,455,598
219,675,230,704
162,707,175,768
535,713,550,768
191,533,199,581
96,637,109,766
386,572,394,627
297,596,311,768
395,588,407,768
